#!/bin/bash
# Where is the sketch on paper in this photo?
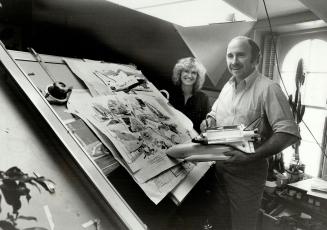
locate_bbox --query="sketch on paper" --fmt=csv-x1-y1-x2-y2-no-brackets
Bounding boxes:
68,91,192,182
71,103,196,204
64,58,157,96
64,59,203,203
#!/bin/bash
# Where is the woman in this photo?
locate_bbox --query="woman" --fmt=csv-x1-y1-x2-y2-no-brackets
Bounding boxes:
170,57,210,133
167,58,216,230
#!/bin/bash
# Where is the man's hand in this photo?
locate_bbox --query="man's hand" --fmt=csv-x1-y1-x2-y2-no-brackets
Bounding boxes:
200,116,216,132
223,149,254,164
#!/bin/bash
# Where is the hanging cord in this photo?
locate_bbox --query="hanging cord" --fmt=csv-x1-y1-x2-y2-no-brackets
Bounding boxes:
262,0,288,96
262,0,326,159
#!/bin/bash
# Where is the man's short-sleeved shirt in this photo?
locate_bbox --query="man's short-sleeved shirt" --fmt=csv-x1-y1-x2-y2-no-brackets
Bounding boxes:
208,70,300,140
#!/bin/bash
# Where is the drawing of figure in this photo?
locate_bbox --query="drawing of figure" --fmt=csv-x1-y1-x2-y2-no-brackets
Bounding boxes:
158,123,178,134
107,99,130,115
143,101,169,121
92,103,111,121
141,113,160,124
121,117,144,132
137,142,155,158
154,139,170,150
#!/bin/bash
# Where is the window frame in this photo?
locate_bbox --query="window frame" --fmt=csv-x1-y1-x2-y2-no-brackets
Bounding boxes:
263,28,327,177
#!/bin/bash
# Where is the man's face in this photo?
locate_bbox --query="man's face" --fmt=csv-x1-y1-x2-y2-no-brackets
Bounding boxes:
226,38,257,81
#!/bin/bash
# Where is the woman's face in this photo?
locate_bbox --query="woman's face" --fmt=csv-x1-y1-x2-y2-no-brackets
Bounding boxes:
180,67,198,86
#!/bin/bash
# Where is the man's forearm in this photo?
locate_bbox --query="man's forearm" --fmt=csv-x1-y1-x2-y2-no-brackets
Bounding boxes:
251,132,299,160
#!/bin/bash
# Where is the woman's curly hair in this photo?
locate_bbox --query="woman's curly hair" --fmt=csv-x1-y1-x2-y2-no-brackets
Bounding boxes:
172,57,206,92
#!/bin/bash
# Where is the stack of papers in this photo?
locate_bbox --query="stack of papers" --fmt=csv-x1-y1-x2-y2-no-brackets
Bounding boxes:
288,178,327,200
64,59,205,204
311,178,327,193
65,119,119,175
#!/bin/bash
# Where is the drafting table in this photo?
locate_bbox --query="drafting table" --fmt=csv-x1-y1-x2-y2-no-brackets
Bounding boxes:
0,43,211,230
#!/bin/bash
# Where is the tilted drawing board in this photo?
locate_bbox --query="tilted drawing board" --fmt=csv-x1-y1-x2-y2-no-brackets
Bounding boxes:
0,60,126,230
0,43,211,230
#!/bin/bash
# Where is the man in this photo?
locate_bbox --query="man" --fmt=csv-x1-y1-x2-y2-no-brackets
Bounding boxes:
200,36,300,230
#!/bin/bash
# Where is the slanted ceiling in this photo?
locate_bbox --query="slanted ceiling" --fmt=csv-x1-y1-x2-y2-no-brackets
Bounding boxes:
0,0,253,91
28,0,194,90
298,0,327,23
1,0,326,91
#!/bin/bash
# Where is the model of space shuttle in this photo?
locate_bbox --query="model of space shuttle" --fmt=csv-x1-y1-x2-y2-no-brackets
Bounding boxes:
166,124,260,161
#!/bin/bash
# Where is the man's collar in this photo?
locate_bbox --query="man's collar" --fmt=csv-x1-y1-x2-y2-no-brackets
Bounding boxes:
244,69,258,87
229,76,236,84
228,69,258,88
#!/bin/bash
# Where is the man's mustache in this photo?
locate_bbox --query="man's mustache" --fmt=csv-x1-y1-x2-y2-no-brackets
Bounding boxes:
229,64,243,69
